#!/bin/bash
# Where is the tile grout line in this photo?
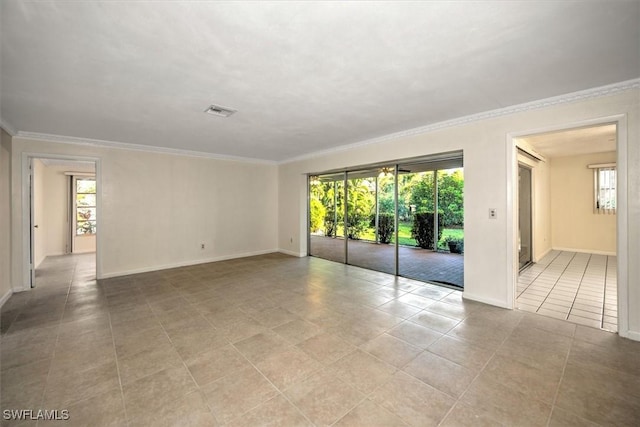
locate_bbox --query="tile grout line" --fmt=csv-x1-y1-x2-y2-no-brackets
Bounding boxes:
536,252,578,318
516,250,562,299
601,255,609,329
544,329,576,426
152,275,226,426
174,283,315,426
105,289,130,426
436,313,520,426
35,256,78,427
567,254,608,327
227,339,317,426
565,253,592,321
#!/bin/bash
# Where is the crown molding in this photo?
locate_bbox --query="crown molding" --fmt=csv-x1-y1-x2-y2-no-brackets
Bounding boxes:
14,131,278,165
0,117,17,136
279,78,640,164
8,78,639,165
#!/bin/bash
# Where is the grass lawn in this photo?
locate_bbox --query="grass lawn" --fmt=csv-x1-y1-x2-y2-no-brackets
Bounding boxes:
343,221,463,250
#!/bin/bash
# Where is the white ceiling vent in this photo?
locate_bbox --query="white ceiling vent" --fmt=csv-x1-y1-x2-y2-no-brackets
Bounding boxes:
204,104,237,117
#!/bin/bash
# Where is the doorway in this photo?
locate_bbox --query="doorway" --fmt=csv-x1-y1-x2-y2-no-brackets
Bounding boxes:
512,122,621,332
24,156,99,289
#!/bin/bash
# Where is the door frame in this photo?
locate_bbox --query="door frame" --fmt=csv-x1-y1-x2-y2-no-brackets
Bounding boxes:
21,152,102,290
506,114,628,337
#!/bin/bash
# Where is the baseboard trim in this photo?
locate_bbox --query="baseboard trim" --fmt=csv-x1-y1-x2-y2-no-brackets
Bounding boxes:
0,289,13,308
278,249,306,258
552,247,616,256
462,292,510,309
98,249,279,279
533,247,553,263
619,329,640,342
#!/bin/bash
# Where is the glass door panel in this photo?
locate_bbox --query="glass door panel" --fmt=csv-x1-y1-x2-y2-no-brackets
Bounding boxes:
437,167,464,287
518,165,533,270
346,168,395,275
397,160,464,288
309,173,345,263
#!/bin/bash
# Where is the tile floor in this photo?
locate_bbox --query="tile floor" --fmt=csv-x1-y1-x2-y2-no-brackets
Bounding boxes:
517,251,618,331
1,253,639,426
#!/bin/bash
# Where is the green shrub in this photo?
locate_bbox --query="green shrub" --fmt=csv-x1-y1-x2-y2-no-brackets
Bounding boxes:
347,212,369,239
370,213,394,244
324,211,335,237
309,198,326,233
411,212,444,249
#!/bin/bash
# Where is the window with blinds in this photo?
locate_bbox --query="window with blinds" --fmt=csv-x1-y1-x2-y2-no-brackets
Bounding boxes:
589,163,616,214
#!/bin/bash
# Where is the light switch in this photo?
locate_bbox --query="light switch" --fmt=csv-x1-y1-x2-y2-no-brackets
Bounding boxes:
489,208,497,219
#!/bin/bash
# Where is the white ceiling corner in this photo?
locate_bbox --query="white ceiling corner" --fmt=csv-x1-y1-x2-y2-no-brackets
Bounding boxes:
0,116,17,136
1,1,639,162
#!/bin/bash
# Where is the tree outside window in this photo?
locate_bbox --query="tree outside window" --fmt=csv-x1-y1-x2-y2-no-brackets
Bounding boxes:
76,178,96,235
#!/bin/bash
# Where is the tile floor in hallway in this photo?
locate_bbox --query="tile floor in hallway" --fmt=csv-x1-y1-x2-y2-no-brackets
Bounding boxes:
1,253,639,426
517,250,617,332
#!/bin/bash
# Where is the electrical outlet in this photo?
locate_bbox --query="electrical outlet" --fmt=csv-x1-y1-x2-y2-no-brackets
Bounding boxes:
290,237,293,243
489,208,497,219
201,243,205,249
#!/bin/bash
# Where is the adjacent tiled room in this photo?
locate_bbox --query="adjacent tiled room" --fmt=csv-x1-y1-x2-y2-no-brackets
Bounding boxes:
516,250,618,332
2,252,639,426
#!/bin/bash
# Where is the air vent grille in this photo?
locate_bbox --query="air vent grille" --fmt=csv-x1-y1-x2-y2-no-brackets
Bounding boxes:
204,104,237,117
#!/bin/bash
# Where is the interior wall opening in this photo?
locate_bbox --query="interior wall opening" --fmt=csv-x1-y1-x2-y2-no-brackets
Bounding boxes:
308,152,463,289
28,157,97,289
514,123,618,332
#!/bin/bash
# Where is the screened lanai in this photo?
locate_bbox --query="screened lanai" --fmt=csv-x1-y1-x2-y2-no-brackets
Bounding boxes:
308,152,464,288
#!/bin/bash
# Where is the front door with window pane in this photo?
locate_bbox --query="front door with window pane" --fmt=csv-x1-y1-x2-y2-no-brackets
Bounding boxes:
72,176,97,253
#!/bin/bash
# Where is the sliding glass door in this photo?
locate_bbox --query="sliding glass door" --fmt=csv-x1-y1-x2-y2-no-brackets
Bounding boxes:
309,173,345,263
518,165,532,270
396,161,464,286
346,168,396,275
308,152,464,288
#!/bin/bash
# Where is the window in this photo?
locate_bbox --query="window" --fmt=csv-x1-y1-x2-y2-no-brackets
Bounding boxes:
591,164,616,214
76,178,96,235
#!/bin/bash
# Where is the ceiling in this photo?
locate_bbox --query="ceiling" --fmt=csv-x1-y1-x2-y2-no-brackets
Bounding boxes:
1,1,639,162
519,124,617,158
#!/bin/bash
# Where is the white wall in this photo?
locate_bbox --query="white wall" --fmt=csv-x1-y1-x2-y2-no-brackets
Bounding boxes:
44,165,78,256
10,139,279,284
278,88,639,339
0,129,12,304
44,166,70,256
550,152,617,254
